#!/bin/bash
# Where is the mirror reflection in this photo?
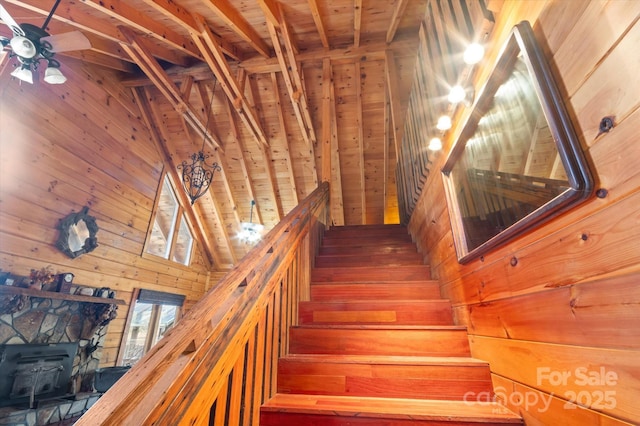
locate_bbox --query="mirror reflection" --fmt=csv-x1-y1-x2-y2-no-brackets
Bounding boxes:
68,219,91,253
448,54,569,251
442,21,593,263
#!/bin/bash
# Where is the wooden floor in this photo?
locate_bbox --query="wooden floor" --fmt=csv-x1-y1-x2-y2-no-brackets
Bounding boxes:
260,225,523,425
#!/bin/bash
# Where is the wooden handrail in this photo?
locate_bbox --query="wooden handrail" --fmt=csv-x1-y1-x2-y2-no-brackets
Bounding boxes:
76,182,330,425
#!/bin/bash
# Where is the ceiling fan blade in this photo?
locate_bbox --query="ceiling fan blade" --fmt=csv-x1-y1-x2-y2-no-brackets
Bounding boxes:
41,31,91,53
0,3,24,36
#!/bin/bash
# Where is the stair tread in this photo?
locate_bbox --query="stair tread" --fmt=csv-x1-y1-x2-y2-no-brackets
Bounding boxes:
262,394,522,422
301,299,450,305
311,280,439,284
293,324,467,330
280,354,489,366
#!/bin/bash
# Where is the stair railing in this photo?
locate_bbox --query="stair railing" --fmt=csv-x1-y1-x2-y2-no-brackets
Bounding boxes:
76,182,330,426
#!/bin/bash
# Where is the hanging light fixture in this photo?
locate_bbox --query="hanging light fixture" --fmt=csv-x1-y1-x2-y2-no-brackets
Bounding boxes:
178,80,221,205
238,200,264,244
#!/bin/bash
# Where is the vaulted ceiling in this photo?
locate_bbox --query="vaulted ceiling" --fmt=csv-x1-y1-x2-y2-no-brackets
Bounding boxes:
0,0,427,269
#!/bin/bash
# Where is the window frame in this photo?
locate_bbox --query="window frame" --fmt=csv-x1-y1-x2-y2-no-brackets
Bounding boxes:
116,288,185,366
143,173,196,267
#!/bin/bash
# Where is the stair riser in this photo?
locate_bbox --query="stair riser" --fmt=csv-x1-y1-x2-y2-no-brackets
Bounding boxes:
321,236,413,247
315,253,424,268
324,227,410,239
312,265,431,282
289,328,471,357
310,283,441,301
299,301,453,325
261,413,520,426
319,244,418,256
278,362,492,400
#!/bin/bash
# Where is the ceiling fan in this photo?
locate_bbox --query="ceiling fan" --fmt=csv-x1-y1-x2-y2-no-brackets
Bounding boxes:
0,0,91,84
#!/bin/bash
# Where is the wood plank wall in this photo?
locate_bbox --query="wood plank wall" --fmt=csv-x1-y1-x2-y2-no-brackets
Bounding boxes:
405,1,640,425
0,59,210,367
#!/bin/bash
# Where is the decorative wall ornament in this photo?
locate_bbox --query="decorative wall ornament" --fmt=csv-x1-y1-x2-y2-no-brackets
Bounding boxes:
55,206,99,258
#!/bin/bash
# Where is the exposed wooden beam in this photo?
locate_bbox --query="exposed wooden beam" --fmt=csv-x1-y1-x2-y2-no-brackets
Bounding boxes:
77,0,201,64
270,72,299,206
329,60,345,226
353,0,362,48
245,76,283,221
194,80,243,228
189,14,269,148
321,58,332,184
133,87,220,268
139,0,241,61
223,96,263,226
120,27,223,150
256,0,281,28
239,37,417,74
355,59,366,224
386,0,410,43
264,4,318,150
202,0,271,58
307,0,329,48
385,49,403,162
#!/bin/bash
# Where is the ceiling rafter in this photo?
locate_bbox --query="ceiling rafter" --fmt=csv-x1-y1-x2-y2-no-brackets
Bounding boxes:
244,75,283,221
387,0,410,43
202,0,271,58
223,95,263,226
140,0,241,61
262,2,317,153
132,86,220,268
354,0,362,47
256,0,281,28
385,49,403,163
329,64,345,226
270,72,299,206
74,0,202,64
193,80,243,231
307,0,329,48
355,59,366,223
119,26,223,150
189,14,269,149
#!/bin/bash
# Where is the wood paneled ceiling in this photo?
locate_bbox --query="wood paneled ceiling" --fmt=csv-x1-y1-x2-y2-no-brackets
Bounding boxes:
0,0,427,269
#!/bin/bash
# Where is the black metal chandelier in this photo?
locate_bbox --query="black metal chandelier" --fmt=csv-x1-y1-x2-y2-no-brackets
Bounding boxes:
178,80,221,205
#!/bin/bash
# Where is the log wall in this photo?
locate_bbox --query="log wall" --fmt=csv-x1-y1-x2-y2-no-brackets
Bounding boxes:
0,59,210,367
406,1,640,424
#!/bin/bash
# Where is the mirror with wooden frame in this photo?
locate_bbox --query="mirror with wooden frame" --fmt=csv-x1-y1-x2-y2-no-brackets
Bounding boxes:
441,21,593,264
56,206,99,259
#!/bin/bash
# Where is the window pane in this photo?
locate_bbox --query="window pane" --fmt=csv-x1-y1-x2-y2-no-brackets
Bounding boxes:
153,305,179,346
121,302,154,366
146,177,179,258
172,214,193,265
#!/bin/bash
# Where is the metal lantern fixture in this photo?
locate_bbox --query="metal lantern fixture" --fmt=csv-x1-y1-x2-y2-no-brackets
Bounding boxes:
178,80,221,205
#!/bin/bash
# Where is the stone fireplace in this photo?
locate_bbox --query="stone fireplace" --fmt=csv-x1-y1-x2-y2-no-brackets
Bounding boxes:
0,290,117,425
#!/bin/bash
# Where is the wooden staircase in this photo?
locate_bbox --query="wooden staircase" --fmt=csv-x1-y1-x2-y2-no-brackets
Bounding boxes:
260,225,522,425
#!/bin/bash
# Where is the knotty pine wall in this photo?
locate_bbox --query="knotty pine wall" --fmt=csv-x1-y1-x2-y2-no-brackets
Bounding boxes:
0,58,211,366
407,1,639,425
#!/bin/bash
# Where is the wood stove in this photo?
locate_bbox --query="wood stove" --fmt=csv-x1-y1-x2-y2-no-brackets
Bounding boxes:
0,343,78,408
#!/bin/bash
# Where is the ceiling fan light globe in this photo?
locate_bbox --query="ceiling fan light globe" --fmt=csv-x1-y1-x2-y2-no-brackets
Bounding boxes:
10,36,37,58
10,66,33,84
44,66,67,84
